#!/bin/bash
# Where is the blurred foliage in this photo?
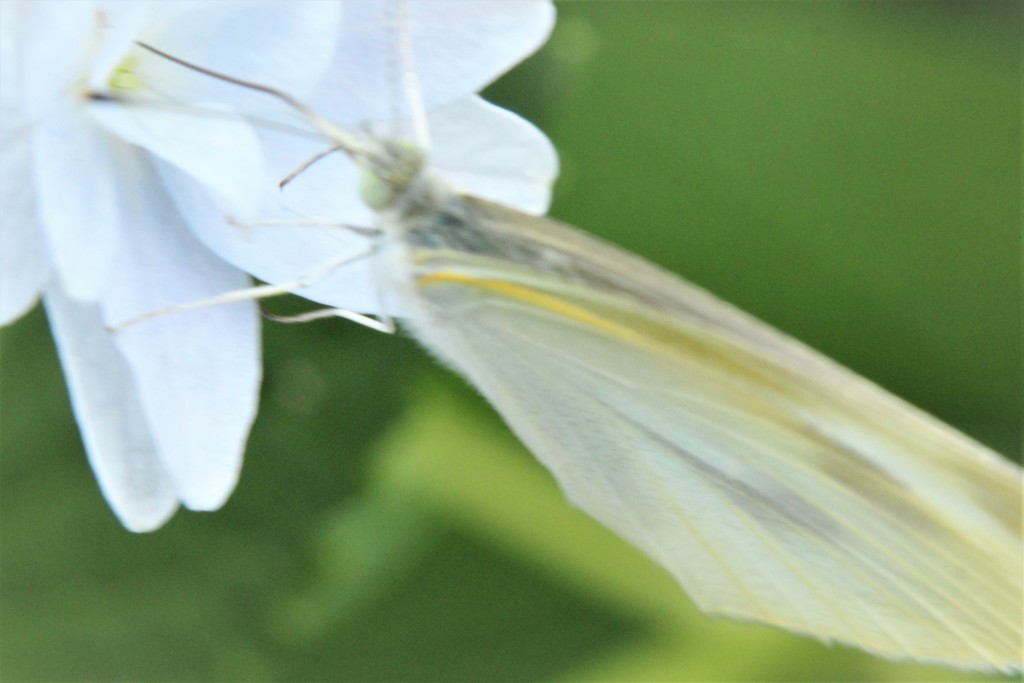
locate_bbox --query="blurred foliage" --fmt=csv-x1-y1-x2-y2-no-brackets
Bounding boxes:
1,2,1019,681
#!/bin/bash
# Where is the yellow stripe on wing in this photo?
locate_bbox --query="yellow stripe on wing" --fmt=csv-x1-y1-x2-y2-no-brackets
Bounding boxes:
416,270,652,345
415,270,786,389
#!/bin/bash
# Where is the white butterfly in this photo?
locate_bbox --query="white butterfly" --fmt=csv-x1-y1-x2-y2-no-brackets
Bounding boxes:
367,144,1022,672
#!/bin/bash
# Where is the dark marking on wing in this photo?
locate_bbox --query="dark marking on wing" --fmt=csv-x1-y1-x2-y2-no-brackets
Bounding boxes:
592,393,844,541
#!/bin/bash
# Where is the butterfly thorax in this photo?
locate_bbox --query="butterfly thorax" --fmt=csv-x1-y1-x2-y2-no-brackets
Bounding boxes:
358,141,481,254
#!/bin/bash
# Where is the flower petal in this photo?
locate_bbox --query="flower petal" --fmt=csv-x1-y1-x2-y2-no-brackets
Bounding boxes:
0,1,25,124
87,95,266,216
161,148,386,314
426,96,559,214
7,0,97,120
311,0,556,124
1,124,49,323
32,100,121,301
88,2,345,218
44,284,179,532
137,1,341,105
100,149,261,512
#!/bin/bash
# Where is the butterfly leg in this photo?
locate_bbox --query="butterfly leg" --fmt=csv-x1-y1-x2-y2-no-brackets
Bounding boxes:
108,245,384,332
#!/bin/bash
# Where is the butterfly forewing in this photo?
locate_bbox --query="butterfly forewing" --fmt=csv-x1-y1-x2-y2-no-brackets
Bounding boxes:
384,191,1023,671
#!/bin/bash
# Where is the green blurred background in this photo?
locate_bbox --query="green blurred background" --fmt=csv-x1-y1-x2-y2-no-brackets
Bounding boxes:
1,2,1019,681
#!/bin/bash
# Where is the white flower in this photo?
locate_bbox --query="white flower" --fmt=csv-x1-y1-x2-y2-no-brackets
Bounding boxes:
1,0,344,531
0,1,557,531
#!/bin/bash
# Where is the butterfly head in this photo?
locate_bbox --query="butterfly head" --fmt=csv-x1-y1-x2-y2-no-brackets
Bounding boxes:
355,138,428,212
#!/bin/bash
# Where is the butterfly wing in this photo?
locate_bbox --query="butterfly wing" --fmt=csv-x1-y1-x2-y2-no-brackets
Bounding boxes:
396,195,1023,671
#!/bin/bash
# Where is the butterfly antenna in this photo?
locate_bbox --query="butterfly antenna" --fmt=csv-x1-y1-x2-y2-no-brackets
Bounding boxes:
134,42,370,161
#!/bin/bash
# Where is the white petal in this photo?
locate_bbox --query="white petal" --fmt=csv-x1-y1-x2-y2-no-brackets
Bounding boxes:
9,0,97,120
139,1,340,102
100,150,261,512
44,284,178,532
312,0,556,124
161,150,386,314
32,100,121,300
0,124,49,323
426,96,559,214
87,95,266,216
86,3,343,217
407,0,556,97
0,1,24,123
